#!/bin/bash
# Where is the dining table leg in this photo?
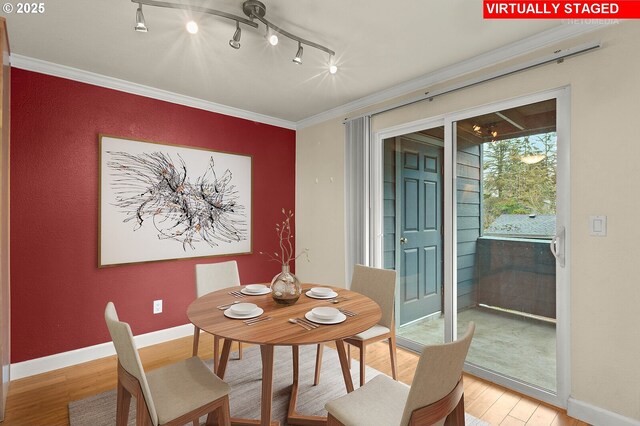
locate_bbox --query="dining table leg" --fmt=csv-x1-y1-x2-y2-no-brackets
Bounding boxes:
292,345,299,384
260,344,275,426
335,339,355,393
287,345,299,418
216,338,233,380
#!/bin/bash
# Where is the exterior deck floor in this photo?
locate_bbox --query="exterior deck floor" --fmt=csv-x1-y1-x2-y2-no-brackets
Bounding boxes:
397,307,557,391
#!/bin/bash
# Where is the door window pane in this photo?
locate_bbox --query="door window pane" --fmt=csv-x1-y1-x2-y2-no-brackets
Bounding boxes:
456,98,557,392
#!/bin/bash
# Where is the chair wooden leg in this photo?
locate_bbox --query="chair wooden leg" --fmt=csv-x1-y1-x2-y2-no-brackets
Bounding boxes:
216,396,232,426
205,411,215,426
314,343,323,386
237,342,243,360
116,378,132,426
136,387,151,426
359,343,366,387
444,394,465,426
192,327,201,357
213,335,221,373
389,332,398,381
347,343,351,369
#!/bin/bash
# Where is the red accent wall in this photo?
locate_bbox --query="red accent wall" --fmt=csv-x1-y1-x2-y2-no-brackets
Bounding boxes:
10,69,296,363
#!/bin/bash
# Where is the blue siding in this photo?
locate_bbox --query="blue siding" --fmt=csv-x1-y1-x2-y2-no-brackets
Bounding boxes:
383,139,396,269
457,143,481,310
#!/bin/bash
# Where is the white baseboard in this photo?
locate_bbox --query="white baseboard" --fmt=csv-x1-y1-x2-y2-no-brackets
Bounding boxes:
568,397,640,426
10,323,194,380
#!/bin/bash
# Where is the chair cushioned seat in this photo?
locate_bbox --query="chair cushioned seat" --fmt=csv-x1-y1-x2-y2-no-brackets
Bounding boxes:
352,324,390,341
325,374,409,426
146,356,230,424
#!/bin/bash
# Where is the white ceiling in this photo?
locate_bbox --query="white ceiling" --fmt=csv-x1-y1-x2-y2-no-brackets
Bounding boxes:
5,0,569,123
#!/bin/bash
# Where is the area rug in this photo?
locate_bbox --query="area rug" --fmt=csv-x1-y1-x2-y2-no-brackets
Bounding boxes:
69,345,488,425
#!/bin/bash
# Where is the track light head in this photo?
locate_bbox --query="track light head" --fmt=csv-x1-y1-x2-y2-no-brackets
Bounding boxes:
293,43,303,65
186,20,198,34
329,64,338,74
134,3,148,32
266,26,278,46
229,22,241,49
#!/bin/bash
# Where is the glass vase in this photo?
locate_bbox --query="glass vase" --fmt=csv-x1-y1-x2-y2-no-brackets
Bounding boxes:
270,264,302,305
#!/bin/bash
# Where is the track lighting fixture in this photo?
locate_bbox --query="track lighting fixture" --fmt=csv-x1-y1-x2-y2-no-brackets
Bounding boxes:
134,3,148,33
229,22,241,49
130,0,338,73
292,43,303,65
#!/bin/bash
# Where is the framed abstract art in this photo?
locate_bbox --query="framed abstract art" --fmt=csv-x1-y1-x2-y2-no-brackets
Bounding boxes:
99,135,252,267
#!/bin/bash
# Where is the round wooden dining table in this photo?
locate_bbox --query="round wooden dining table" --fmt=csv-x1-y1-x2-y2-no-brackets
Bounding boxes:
187,284,382,426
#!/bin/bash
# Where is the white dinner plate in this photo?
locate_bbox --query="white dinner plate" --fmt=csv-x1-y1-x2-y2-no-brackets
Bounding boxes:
305,290,338,299
224,307,264,319
305,311,347,325
241,287,272,296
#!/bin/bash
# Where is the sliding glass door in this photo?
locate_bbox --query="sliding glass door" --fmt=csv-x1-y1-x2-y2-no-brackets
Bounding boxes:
376,88,570,407
454,97,559,394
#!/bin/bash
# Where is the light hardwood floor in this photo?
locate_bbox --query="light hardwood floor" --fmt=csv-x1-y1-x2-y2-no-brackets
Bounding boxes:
3,333,589,425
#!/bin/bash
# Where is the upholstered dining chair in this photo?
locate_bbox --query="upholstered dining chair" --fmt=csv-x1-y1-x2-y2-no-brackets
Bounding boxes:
314,264,398,387
193,260,243,372
325,322,475,426
105,302,231,426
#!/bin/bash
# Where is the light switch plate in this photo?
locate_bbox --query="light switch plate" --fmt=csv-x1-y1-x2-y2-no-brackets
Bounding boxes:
589,215,607,236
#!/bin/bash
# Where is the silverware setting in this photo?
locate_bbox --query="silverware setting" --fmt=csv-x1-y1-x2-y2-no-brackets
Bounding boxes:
297,317,319,329
288,318,318,330
228,291,245,298
244,316,271,325
329,296,348,304
217,301,240,310
338,308,357,317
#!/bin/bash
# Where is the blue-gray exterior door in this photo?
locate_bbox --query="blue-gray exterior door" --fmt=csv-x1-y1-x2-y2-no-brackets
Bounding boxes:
398,137,443,325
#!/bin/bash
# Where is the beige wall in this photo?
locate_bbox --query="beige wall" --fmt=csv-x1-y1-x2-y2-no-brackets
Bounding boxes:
295,119,347,286
297,22,640,421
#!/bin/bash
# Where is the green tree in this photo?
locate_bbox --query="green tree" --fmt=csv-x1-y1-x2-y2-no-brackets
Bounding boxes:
482,133,557,231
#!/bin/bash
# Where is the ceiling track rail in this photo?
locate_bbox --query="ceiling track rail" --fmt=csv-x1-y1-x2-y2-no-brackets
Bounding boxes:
243,0,335,56
132,0,335,58
133,0,258,28
344,40,601,124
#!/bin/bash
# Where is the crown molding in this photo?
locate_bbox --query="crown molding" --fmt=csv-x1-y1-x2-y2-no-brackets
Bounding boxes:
296,23,611,129
9,54,297,130
10,23,611,132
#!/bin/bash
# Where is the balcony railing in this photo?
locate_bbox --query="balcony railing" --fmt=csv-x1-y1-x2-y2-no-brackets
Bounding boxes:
474,236,556,320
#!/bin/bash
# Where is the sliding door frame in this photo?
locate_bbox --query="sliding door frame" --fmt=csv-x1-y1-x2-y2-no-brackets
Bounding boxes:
371,87,571,408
